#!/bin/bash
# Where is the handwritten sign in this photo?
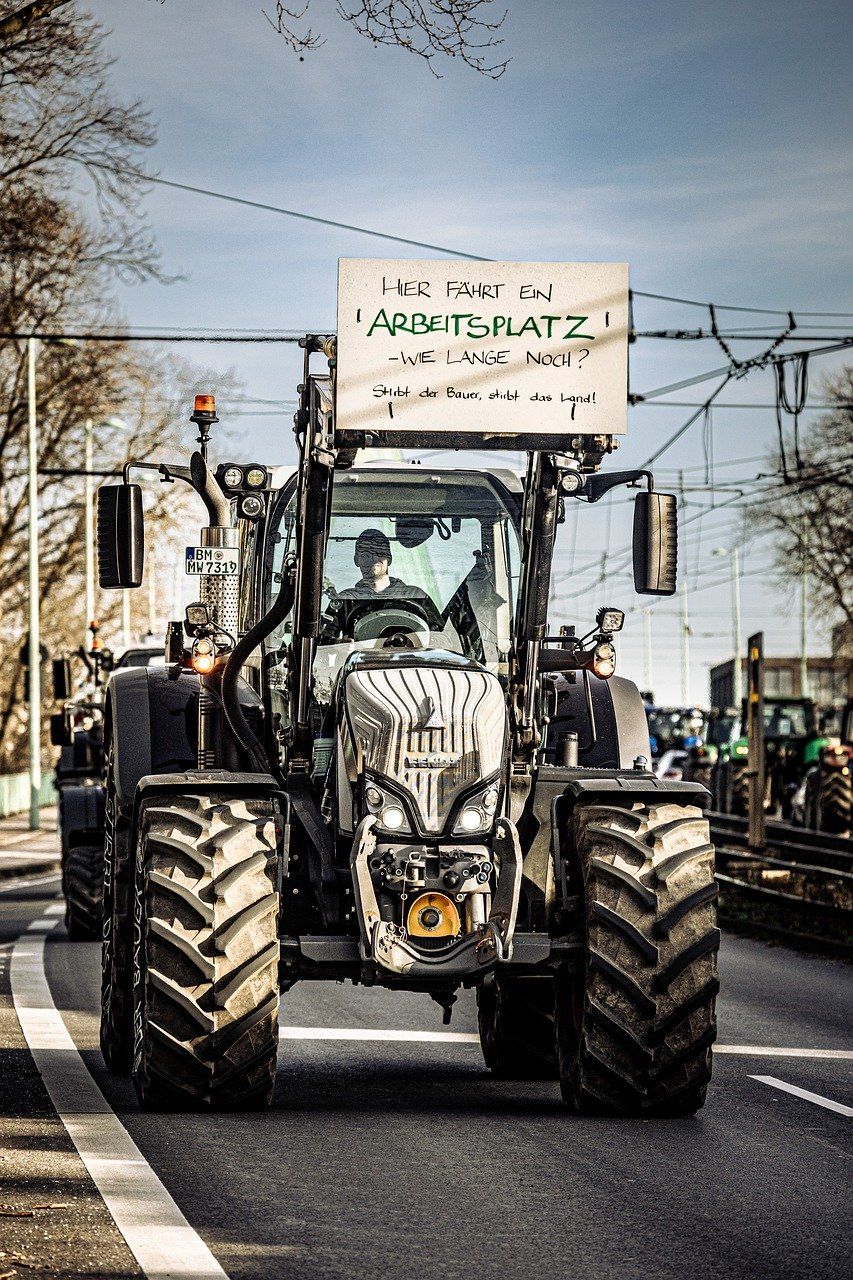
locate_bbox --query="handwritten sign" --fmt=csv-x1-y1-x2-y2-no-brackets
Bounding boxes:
336,259,628,438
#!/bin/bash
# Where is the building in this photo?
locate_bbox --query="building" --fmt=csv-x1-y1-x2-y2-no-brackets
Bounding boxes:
709,655,853,710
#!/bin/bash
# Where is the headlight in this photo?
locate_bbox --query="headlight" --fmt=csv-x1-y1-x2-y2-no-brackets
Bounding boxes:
245,467,267,487
363,782,411,834
452,784,499,835
223,466,243,489
592,640,616,679
380,804,408,832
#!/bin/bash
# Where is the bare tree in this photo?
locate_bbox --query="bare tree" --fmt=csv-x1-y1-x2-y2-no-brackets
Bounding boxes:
745,366,853,633
0,4,239,770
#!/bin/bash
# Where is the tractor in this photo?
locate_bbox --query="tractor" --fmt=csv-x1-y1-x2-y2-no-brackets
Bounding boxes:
710,696,819,819
50,623,112,939
793,699,853,835
94,334,718,1116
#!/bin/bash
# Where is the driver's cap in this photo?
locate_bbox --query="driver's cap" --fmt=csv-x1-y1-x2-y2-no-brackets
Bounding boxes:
354,528,392,562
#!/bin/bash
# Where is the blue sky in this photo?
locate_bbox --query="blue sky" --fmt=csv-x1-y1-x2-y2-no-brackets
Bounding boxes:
81,0,852,702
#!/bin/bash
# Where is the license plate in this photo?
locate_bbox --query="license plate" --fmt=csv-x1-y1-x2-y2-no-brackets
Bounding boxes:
185,546,240,576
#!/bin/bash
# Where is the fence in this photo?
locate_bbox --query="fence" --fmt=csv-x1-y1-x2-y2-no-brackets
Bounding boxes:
0,772,55,819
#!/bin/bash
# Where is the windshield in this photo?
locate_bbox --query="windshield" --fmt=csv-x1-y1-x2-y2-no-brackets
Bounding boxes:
763,702,809,737
266,469,521,701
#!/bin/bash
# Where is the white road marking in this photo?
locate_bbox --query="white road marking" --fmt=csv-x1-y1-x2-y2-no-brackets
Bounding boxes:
45,902,65,915
751,1075,853,1117
278,1027,853,1059
27,917,58,931
280,1025,480,1043
0,871,62,893
11,921,228,1280
717,1044,853,1060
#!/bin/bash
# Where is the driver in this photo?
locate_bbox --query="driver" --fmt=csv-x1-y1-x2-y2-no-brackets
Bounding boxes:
336,528,431,603
320,528,435,640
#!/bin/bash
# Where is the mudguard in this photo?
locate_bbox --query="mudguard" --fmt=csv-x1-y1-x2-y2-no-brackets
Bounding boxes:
106,665,266,813
543,673,651,768
59,782,105,849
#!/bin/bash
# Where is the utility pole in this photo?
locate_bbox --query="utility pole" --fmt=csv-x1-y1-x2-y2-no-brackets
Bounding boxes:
746,632,766,851
799,518,809,697
731,546,743,707
678,471,690,703
643,607,653,696
27,338,41,829
148,551,157,635
122,589,132,648
84,417,94,639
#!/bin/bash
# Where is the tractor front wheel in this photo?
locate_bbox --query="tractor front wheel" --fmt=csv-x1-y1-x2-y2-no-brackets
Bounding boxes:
132,793,280,1110
477,972,557,1079
555,801,719,1117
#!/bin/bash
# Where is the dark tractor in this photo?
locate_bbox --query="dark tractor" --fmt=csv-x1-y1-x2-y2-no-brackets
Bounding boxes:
50,625,114,939
94,340,718,1116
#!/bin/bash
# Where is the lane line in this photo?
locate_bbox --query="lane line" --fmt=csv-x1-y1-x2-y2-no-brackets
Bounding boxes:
11,922,228,1280
278,1027,853,1058
751,1075,853,1117
0,871,62,893
718,1044,853,1060
280,1026,480,1043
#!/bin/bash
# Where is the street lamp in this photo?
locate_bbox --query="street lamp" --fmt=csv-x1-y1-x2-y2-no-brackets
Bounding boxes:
714,546,743,707
84,416,130,642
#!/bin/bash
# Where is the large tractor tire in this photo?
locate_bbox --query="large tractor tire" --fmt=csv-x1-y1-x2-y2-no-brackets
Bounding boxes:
100,748,134,1073
63,842,104,941
555,801,719,1117
818,769,852,835
132,794,280,1111
477,972,557,1079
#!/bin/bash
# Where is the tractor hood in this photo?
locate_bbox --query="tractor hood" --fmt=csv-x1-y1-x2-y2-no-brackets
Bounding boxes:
338,650,507,837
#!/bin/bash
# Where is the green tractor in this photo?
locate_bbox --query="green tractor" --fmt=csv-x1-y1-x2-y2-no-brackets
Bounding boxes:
710,697,820,819
93,333,718,1117
793,700,853,835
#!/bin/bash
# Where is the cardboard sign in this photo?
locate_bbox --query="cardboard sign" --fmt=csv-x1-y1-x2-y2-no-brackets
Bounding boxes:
336,259,628,437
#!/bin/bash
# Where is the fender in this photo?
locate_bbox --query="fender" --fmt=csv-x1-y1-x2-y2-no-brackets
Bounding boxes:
59,782,105,849
106,665,267,813
543,673,651,769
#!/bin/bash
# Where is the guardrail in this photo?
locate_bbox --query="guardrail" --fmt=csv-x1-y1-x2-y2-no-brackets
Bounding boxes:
708,811,853,956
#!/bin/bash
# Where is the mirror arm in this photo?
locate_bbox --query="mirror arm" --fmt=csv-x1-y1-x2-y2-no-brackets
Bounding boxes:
581,468,653,504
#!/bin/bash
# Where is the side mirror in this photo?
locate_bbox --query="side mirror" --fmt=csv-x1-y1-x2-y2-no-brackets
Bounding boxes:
97,484,144,589
52,657,72,701
633,491,677,595
50,712,68,747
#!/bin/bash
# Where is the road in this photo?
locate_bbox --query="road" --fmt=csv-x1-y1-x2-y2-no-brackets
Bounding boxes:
1,851,851,1280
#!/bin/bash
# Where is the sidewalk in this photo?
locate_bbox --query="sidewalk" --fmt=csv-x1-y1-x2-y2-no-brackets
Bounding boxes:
0,806,60,881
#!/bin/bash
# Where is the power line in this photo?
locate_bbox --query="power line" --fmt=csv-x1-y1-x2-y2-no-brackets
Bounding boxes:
639,376,732,468
631,290,853,318
89,162,490,262
0,331,303,343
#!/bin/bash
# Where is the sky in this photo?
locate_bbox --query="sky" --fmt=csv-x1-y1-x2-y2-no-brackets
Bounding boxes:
78,0,853,703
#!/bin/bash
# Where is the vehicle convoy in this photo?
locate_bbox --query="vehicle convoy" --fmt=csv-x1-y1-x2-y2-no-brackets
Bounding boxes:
792,699,853,835
710,697,820,819
51,630,163,940
94,311,718,1117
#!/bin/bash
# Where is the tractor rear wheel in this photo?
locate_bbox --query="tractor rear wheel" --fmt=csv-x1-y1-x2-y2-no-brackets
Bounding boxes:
818,769,852,835
64,843,103,941
477,972,557,1078
132,794,280,1110
100,749,134,1073
555,801,719,1117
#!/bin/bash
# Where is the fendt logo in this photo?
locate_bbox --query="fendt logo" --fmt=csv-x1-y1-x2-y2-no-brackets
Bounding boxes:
414,694,446,731
404,752,460,769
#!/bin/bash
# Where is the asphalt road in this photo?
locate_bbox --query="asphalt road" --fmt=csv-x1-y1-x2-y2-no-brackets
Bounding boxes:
1,865,851,1280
